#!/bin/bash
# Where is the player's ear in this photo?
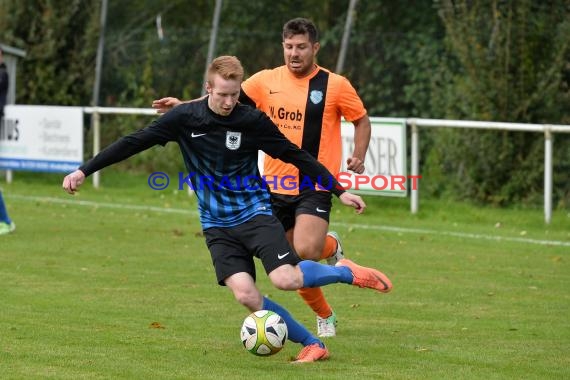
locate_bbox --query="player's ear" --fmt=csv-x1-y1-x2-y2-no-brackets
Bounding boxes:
204,81,212,94
313,42,320,56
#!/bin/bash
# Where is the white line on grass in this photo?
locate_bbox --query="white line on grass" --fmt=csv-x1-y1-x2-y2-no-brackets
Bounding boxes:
10,194,570,247
9,194,198,215
333,223,570,247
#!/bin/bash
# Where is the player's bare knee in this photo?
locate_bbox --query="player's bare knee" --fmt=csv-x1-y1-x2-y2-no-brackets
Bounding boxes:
295,245,321,261
271,278,297,290
233,289,261,310
268,266,303,290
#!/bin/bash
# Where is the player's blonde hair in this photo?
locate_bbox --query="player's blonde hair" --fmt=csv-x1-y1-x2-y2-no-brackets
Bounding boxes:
207,56,244,85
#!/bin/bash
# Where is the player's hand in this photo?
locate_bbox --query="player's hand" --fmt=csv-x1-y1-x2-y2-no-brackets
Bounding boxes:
339,192,366,214
62,170,86,195
152,97,182,114
346,157,365,174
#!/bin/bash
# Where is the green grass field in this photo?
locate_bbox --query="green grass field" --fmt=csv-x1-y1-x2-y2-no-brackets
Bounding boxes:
1,170,569,379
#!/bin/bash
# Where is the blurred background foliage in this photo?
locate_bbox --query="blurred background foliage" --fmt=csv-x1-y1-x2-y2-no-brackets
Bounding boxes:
0,0,568,207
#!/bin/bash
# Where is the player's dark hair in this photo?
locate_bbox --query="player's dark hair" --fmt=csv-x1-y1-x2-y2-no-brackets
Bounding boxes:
282,18,319,43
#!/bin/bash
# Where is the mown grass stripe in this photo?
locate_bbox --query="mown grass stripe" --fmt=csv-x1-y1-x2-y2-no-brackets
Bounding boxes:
9,194,569,247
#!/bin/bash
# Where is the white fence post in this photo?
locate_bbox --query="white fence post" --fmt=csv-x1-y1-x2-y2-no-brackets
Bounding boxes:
410,120,419,214
92,109,101,188
544,126,553,224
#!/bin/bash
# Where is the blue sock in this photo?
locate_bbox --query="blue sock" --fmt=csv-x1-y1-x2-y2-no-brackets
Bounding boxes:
262,297,320,347
298,260,353,287
0,192,11,224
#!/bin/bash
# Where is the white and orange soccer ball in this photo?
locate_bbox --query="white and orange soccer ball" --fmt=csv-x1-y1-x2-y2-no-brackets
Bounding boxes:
240,310,288,356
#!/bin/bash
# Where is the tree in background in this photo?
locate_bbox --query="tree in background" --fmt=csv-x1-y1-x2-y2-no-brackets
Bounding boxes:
0,0,100,106
422,0,570,206
1,0,568,206
343,1,446,118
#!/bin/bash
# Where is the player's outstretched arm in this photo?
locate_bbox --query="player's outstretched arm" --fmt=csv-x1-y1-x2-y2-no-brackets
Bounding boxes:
339,192,366,214
151,97,182,114
62,170,86,195
152,96,208,114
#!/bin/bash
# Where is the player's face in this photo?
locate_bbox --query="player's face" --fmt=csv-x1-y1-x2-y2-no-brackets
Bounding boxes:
282,33,320,78
205,74,241,116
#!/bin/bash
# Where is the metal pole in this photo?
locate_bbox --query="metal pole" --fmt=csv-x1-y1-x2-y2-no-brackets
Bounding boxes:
201,0,223,96
335,0,358,74
91,0,108,188
544,126,552,224
411,121,419,214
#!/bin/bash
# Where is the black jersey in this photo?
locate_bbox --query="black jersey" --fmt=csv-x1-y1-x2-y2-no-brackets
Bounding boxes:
80,98,344,229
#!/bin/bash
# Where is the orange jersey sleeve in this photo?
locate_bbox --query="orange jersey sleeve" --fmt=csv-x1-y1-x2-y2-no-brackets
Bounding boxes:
242,66,366,195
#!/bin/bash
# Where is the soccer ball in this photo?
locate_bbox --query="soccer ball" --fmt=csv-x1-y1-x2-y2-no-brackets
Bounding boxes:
240,310,288,356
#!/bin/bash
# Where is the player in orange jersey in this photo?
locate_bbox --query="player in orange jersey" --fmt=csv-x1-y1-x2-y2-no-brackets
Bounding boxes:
153,18,376,338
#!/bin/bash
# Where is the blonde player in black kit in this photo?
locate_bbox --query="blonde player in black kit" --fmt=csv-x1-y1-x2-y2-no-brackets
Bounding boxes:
63,56,391,363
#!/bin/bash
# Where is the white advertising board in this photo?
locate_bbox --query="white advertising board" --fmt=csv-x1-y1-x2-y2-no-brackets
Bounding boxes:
340,117,408,196
0,105,83,172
